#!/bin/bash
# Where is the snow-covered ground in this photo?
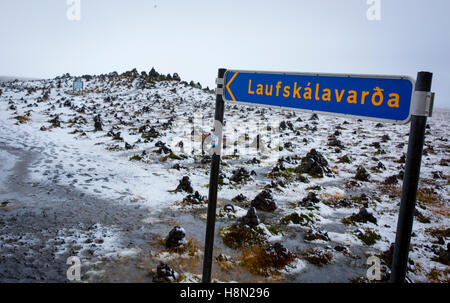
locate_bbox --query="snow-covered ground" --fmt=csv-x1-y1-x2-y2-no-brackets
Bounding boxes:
0,71,448,282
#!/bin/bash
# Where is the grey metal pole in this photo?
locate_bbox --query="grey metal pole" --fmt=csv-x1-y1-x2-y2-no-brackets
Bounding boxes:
390,71,433,283
202,68,226,283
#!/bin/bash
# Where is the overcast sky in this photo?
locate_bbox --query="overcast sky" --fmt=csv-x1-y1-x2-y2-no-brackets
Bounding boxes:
1,0,449,108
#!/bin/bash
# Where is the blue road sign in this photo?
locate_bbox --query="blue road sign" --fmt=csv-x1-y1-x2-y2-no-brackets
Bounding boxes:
73,81,83,90
223,70,415,124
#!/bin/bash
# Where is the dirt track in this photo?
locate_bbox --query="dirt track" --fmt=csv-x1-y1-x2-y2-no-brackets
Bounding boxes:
0,142,154,282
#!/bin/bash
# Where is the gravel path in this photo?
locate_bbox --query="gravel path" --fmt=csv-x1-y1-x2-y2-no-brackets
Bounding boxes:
0,142,154,282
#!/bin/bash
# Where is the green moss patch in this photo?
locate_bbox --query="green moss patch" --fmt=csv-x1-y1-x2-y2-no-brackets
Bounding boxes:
241,244,296,276
354,229,381,246
301,248,333,266
219,225,265,249
280,212,314,226
129,155,142,161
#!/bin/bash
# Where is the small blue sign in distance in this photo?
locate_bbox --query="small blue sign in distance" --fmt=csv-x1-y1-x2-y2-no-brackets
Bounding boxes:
223,70,415,124
73,81,83,90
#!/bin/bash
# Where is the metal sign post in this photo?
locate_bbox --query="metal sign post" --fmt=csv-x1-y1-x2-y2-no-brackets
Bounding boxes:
390,72,434,283
202,69,434,283
202,68,226,283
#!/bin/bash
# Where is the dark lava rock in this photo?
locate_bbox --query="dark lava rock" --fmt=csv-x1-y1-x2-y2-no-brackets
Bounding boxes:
304,229,330,241
165,226,186,249
219,172,227,181
414,208,431,223
231,167,251,183
328,138,344,148
264,180,286,190
154,141,171,154
374,161,386,171
221,224,264,249
49,116,61,128
284,142,294,149
125,142,133,150
438,244,450,265
246,157,261,164
333,198,353,208
265,243,296,265
350,207,377,224
201,155,211,164
354,166,370,182
142,126,160,139
432,171,444,179
113,132,123,141
176,176,193,193
296,149,332,178
383,175,398,185
152,263,179,283
359,193,370,202
299,192,320,207
279,121,294,131
310,113,319,120
171,163,182,170
271,162,286,173
339,155,351,163
334,245,348,252
302,248,333,267
139,124,152,133
216,254,233,263
381,134,390,142
240,207,260,228
223,204,235,212
251,190,277,212
232,194,247,203
382,243,395,268
93,114,103,131
183,191,206,204
371,141,381,149
296,175,310,183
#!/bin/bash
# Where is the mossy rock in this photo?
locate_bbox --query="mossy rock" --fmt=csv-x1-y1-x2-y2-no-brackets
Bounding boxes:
415,209,431,224
241,243,296,276
15,116,31,123
341,216,355,226
280,212,314,226
161,152,185,162
355,229,381,246
337,155,351,164
301,248,333,266
267,225,283,235
162,152,186,162
426,227,450,238
129,155,142,161
219,225,265,249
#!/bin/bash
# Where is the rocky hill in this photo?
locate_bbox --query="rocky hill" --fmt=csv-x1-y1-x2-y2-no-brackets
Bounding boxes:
0,68,448,283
